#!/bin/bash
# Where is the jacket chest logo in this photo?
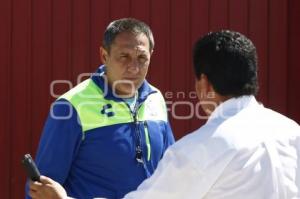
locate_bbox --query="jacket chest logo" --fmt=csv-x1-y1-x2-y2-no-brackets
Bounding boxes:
100,104,115,117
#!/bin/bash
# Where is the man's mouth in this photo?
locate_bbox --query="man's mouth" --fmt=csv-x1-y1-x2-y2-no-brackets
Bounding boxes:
123,78,139,82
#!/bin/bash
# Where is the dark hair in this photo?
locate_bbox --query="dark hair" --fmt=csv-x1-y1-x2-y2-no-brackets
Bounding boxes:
103,18,154,52
193,30,258,97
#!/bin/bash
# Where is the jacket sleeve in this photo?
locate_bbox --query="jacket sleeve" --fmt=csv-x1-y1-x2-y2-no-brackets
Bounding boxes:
160,93,175,154
123,147,203,199
124,128,239,199
25,99,82,199
162,121,175,154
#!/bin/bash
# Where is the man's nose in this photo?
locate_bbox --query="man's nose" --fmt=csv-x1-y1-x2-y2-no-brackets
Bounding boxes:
127,59,140,74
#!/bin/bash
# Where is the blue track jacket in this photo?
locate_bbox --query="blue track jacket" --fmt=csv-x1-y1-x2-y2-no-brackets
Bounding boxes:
25,65,175,199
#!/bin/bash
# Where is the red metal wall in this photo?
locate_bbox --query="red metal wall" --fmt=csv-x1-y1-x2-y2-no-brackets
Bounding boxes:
1,0,299,198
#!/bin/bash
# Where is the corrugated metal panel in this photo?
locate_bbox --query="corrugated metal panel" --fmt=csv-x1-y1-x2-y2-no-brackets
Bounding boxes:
249,0,269,105
269,0,288,114
288,0,300,127
1,0,299,198
0,1,12,198
10,0,32,198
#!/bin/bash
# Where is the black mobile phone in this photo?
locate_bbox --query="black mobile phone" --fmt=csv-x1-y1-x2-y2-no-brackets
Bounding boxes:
22,154,41,182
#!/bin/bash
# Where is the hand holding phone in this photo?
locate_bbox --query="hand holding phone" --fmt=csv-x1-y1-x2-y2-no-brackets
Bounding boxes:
22,154,41,182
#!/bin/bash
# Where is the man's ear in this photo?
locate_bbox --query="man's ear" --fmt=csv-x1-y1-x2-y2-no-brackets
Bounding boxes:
195,74,210,101
100,46,108,64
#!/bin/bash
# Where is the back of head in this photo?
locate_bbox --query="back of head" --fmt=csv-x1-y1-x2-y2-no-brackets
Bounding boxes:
103,18,154,52
193,30,258,97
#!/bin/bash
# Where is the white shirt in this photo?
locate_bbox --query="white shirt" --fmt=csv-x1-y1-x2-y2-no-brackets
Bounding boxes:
124,96,300,199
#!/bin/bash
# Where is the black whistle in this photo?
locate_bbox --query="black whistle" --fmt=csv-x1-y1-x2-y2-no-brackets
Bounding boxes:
135,147,144,164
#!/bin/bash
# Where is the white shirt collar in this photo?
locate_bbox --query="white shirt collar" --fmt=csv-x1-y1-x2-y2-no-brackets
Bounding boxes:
207,95,259,123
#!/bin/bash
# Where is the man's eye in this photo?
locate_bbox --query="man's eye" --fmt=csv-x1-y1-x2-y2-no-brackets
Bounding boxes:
139,57,147,62
120,55,127,58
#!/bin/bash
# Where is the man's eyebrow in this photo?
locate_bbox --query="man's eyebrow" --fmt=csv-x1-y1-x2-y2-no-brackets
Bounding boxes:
135,48,148,54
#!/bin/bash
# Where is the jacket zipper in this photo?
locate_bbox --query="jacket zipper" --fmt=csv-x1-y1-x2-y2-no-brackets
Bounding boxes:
122,95,154,177
132,102,144,164
122,90,157,165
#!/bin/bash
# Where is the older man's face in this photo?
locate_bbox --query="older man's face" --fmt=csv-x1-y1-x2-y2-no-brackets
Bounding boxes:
100,32,152,98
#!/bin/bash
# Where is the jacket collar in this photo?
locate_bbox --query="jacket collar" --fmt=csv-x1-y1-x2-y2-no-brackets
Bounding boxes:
91,65,157,103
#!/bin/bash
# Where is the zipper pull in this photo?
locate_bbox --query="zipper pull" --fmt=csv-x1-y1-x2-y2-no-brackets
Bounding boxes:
135,146,144,164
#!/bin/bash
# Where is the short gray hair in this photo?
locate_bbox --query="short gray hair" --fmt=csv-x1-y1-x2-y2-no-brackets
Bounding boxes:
103,18,154,52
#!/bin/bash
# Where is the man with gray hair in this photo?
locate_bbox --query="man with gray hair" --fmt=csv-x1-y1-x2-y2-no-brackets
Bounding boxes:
26,18,174,199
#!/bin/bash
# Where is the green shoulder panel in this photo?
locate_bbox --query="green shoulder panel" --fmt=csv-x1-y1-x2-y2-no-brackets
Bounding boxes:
59,79,132,132
58,79,168,133
137,86,168,122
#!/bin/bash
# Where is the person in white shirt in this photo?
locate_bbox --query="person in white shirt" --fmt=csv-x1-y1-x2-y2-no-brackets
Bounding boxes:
29,30,300,199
